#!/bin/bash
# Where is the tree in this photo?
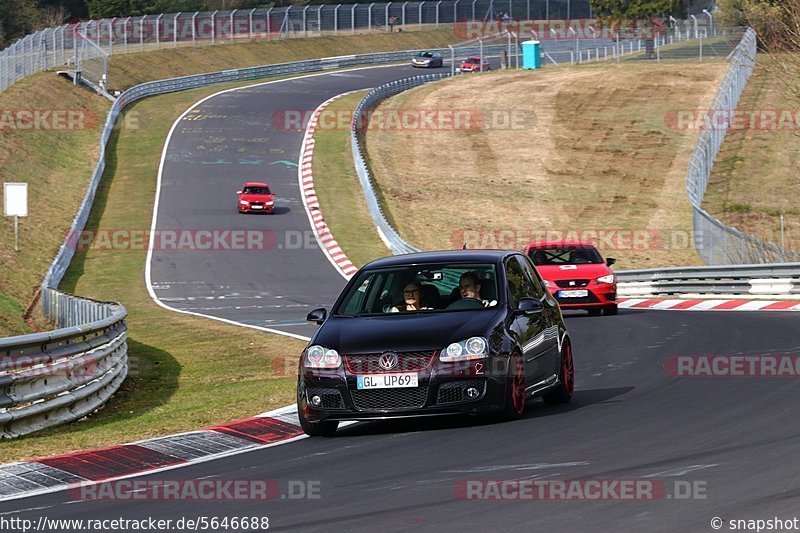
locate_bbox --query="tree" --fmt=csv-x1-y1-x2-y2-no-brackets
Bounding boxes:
590,0,688,58
0,0,45,44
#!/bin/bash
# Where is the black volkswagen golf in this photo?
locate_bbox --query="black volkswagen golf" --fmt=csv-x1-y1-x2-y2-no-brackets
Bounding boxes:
297,250,574,436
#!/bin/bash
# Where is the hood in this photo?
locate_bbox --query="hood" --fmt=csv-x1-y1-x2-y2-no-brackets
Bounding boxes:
312,309,503,354
535,263,613,281
240,193,274,202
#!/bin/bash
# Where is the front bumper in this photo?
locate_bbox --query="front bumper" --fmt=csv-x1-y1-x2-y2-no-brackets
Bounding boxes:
299,362,507,422
551,284,617,309
239,204,274,213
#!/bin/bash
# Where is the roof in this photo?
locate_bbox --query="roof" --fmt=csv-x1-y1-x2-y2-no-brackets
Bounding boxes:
525,240,599,250
362,249,518,269
243,182,269,187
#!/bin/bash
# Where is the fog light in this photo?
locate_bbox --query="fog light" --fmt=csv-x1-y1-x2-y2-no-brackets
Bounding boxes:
310,395,322,406
466,387,479,399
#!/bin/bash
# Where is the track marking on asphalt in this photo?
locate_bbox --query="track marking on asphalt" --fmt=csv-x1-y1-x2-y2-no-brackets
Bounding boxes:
444,462,590,473
642,464,719,477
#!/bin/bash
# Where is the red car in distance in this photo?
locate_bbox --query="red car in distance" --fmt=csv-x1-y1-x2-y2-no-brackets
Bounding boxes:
525,241,618,316
460,56,491,72
237,182,275,214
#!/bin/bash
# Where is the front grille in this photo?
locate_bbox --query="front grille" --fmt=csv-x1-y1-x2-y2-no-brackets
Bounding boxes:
306,388,345,409
350,387,429,410
345,351,435,374
555,279,590,288
556,293,601,305
437,380,487,404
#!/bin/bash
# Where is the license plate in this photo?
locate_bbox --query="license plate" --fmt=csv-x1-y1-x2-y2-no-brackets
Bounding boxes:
558,289,588,298
357,373,418,389
251,205,263,209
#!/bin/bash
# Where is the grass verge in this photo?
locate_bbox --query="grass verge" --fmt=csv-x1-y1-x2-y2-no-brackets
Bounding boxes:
0,74,111,337
703,55,800,252
311,91,391,267
356,61,729,269
0,79,308,463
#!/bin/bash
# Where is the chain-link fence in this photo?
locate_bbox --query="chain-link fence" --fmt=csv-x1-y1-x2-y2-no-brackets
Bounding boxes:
5,0,738,96
685,28,800,264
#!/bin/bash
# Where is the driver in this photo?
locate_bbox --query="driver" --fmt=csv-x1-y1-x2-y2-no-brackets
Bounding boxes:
459,272,495,307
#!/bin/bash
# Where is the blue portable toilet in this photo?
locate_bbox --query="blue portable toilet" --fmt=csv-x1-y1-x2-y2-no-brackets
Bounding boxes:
521,40,541,69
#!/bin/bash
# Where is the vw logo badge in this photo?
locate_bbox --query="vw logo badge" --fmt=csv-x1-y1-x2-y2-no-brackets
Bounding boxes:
379,352,398,371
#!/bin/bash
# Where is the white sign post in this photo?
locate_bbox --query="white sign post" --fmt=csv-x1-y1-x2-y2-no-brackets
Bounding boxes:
3,183,28,252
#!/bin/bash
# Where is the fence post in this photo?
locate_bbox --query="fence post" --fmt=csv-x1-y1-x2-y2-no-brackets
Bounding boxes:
212,11,217,45
352,4,357,34
192,12,198,45
436,1,442,27
156,14,163,49
267,8,273,38
303,6,309,38
403,2,409,26
231,9,237,43
174,13,180,48
250,8,255,40
418,2,423,30
368,3,374,30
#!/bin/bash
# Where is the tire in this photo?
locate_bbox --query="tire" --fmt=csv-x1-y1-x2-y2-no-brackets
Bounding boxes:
588,308,602,316
297,382,338,437
603,305,618,316
543,339,574,405
501,352,526,420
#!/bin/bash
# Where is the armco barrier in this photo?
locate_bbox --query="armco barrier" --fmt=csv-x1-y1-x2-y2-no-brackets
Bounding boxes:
616,263,800,298
0,290,127,438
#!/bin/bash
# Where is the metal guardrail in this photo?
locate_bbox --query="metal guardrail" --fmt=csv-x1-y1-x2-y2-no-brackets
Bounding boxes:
617,263,800,297
0,290,127,439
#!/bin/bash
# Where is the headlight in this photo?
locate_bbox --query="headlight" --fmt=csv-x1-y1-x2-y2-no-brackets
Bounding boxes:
239,200,249,205
305,345,341,369
440,336,488,362
596,274,615,284
543,279,551,288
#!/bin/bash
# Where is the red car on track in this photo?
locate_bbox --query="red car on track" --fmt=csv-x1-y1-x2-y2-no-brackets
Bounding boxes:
460,56,490,72
237,182,275,214
525,241,618,315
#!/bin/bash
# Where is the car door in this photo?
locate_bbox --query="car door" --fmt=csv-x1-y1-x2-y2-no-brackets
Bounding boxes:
505,256,550,387
517,255,561,379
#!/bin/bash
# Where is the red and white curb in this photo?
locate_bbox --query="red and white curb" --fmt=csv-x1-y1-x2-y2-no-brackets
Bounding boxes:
298,92,361,280
0,406,308,502
618,298,800,311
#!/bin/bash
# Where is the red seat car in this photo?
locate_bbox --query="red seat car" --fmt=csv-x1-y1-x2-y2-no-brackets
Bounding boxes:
237,182,275,214
460,56,490,72
525,241,618,316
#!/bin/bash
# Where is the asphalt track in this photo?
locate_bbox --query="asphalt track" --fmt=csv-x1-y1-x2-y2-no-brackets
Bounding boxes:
4,63,800,531
3,311,800,531
147,62,497,339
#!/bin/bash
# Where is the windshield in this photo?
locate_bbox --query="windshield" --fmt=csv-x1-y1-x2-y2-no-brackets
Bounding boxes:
243,186,271,195
417,52,434,57
465,57,481,62
334,262,500,316
528,246,604,265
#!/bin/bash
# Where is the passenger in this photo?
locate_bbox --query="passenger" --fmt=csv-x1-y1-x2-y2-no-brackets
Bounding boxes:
389,281,432,312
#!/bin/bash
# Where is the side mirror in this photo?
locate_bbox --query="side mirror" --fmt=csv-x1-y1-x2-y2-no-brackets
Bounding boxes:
306,308,327,325
606,257,616,267
236,190,242,195
517,297,544,316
